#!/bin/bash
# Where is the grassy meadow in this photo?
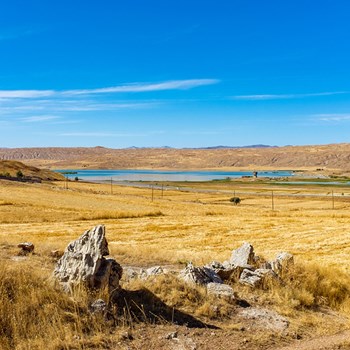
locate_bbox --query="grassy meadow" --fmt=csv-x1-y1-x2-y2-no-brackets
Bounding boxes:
1,178,350,349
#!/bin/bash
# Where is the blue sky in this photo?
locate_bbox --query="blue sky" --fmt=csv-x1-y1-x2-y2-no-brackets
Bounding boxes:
0,0,350,148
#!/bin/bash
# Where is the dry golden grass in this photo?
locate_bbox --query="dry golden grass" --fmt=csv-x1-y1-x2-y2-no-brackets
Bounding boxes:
1,178,350,348
1,179,350,269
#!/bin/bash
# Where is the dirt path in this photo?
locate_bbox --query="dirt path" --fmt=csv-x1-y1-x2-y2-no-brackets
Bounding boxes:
276,330,350,350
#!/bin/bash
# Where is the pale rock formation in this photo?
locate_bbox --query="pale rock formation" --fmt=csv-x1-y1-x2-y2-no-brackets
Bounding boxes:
179,262,222,285
53,225,122,297
206,282,235,299
230,242,255,268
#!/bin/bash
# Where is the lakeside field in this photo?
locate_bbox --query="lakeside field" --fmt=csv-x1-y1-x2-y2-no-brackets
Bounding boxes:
1,178,350,349
1,178,350,269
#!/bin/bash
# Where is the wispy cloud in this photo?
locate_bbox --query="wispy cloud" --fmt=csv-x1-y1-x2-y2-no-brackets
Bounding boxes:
60,132,147,137
20,115,60,123
231,91,348,101
62,79,220,95
0,79,219,100
314,113,350,122
0,90,55,98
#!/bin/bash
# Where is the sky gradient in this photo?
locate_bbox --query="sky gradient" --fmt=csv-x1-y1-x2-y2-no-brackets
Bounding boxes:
1,0,350,148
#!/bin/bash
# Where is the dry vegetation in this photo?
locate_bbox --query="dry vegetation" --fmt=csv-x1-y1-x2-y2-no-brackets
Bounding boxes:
0,160,64,181
1,178,350,349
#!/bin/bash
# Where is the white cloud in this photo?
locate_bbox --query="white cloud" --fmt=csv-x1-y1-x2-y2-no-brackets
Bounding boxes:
231,91,348,101
314,113,350,122
21,115,60,122
0,79,219,101
60,132,146,137
62,79,220,95
0,90,55,98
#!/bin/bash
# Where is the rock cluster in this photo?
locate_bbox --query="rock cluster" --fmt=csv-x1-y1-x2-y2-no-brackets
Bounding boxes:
53,225,122,298
178,242,294,296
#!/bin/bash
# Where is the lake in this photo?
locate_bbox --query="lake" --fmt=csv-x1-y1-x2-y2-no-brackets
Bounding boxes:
56,169,294,182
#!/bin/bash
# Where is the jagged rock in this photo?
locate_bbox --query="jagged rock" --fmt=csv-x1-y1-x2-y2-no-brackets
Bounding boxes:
230,242,255,268
206,261,244,281
89,299,107,314
123,267,141,280
17,242,34,254
239,268,276,288
271,252,294,275
207,282,235,299
239,307,289,331
53,225,122,297
141,265,165,279
179,263,222,285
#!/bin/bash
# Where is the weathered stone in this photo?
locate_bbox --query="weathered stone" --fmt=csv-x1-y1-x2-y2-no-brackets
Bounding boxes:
142,265,165,278
206,261,244,281
89,299,107,314
230,242,255,268
239,269,261,287
207,282,235,299
17,242,34,254
239,268,276,288
271,252,294,275
179,263,222,285
49,250,64,260
53,225,122,296
123,267,141,280
239,307,289,331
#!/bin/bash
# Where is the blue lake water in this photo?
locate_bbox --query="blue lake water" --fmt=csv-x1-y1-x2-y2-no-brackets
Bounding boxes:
56,169,294,182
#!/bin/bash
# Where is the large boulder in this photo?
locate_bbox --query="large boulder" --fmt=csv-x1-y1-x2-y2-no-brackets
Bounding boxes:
53,225,122,297
179,263,222,285
230,242,255,268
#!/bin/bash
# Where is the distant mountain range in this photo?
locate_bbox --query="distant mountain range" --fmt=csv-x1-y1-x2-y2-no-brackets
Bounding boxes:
0,143,349,171
126,144,276,150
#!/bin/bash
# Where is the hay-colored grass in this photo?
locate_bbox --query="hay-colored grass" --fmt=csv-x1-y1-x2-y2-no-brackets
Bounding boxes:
1,178,350,348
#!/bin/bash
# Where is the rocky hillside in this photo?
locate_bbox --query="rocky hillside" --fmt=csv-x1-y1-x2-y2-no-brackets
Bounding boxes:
0,143,350,171
0,160,64,181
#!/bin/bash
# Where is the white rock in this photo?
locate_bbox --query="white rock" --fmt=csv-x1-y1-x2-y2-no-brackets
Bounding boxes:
230,242,255,268
207,282,235,299
179,263,222,285
53,225,122,297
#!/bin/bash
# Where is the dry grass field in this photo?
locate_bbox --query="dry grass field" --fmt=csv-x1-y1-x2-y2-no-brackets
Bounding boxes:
1,178,350,349
1,179,350,268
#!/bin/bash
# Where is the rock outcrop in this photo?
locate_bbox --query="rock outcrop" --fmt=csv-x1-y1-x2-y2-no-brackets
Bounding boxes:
53,225,122,297
179,263,222,285
17,242,34,255
229,242,255,268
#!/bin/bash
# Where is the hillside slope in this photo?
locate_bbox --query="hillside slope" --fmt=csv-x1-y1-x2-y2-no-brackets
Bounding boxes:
0,144,349,171
0,160,64,181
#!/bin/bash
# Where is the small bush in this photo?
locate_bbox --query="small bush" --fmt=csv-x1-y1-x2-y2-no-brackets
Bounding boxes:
16,170,24,179
230,197,241,205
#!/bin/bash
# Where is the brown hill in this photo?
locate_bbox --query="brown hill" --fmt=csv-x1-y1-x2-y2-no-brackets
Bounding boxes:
0,144,350,171
0,160,65,181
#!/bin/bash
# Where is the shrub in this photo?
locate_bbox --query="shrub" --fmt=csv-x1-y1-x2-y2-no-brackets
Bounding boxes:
230,197,241,205
16,170,24,179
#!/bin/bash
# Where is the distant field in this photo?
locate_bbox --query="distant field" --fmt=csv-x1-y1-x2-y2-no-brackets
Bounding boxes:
1,178,350,271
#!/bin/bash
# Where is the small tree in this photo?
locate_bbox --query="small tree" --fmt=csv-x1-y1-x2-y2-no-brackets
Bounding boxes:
230,197,241,205
16,170,24,179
